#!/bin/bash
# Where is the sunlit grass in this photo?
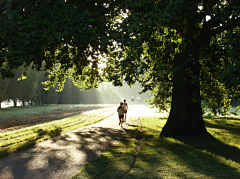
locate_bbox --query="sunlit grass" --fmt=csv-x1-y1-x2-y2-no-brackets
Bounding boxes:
0,107,116,158
74,116,240,179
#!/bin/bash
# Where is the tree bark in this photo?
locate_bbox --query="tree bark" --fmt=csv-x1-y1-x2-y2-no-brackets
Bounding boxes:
14,99,17,107
22,99,25,106
160,54,208,137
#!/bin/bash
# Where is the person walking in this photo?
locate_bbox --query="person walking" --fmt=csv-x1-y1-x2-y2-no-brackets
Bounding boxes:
131,97,134,105
122,99,128,122
117,102,124,128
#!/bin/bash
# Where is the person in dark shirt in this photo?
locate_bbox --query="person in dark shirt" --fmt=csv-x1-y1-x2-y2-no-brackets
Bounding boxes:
122,99,128,122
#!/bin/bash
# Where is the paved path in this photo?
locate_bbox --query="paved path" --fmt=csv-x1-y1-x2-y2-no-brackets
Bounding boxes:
0,105,167,179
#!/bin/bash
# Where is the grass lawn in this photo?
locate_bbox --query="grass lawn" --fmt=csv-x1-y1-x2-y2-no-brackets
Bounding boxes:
74,116,240,179
0,104,113,118
0,106,116,158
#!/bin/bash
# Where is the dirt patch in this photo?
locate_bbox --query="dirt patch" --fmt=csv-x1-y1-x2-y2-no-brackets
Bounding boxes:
0,108,102,133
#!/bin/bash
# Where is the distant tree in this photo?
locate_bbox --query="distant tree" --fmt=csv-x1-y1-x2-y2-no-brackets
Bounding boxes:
34,71,60,105
71,82,85,104
0,75,8,109
5,68,23,107
58,78,73,104
33,71,45,105
58,77,85,104
42,87,60,104
17,68,39,106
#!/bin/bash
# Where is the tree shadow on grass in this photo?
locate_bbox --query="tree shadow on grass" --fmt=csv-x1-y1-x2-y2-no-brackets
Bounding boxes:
173,134,240,178
0,127,63,159
156,117,240,178
200,117,240,162
124,130,240,179
160,117,240,178
204,116,240,136
73,127,139,179
0,126,126,179
2,122,239,179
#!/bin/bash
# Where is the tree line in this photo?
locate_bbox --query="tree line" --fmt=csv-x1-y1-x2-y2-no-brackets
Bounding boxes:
0,67,150,109
0,67,124,109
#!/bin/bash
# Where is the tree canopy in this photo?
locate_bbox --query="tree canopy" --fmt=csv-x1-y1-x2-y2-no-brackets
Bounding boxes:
1,0,239,136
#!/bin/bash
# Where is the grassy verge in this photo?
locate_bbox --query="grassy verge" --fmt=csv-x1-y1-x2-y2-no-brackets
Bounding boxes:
0,107,116,158
74,116,240,179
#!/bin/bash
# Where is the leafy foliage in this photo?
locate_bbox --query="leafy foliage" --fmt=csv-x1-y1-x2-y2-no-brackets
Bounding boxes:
105,0,240,115
0,0,117,89
1,0,240,115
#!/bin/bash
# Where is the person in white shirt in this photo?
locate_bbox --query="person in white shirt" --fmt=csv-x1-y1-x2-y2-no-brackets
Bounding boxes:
117,102,124,128
122,99,128,122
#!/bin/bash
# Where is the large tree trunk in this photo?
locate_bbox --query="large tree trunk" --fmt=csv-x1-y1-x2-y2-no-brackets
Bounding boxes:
160,54,208,137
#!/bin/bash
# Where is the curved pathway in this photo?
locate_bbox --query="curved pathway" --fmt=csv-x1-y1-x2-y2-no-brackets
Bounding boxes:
0,105,166,179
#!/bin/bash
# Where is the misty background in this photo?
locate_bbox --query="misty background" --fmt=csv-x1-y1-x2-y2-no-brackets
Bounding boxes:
0,67,151,107
59,79,151,104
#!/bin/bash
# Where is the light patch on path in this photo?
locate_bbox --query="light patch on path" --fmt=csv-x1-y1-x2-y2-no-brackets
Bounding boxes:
128,105,168,117
0,105,167,179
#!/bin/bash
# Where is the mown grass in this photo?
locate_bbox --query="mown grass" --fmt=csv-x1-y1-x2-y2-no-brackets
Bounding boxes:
0,107,116,158
74,116,240,179
0,104,111,118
